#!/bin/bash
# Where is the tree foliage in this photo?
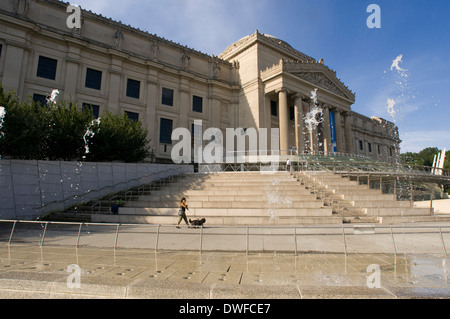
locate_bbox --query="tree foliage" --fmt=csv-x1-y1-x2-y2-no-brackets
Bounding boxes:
84,111,150,162
0,85,150,162
401,147,449,170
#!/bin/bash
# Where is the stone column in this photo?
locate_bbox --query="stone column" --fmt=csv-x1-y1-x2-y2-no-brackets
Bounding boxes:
322,104,331,155
294,94,305,155
179,78,190,129
335,109,344,153
145,65,158,158
277,89,289,155
108,57,123,113
2,44,25,94
344,112,354,155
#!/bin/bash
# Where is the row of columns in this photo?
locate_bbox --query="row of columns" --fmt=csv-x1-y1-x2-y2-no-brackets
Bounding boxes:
276,89,354,156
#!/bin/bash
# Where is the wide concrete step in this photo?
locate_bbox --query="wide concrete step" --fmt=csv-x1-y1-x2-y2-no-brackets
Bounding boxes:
364,207,433,216
342,194,396,201
142,189,314,197
317,180,360,186
378,214,450,224
329,188,382,196
325,184,370,191
91,214,342,225
152,185,306,192
187,183,302,188
117,207,333,217
124,200,325,209
351,200,412,208
134,194,317,202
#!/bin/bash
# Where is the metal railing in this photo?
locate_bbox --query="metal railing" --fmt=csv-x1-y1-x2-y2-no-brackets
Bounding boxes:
90,172,185,214
0,219,448,257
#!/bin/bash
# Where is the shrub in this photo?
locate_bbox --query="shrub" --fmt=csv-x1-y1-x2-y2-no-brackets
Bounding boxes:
84,111,150,162
0,85,150,162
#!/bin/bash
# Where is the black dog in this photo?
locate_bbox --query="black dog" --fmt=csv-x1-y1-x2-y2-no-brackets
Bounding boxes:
189,218,206,228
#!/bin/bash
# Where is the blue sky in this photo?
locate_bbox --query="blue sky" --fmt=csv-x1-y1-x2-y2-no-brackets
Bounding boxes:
74,0,450,153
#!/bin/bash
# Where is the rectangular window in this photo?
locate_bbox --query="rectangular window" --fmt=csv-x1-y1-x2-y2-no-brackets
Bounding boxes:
82,103,100,119
160,118,173,144
193,95,203,113
0,44,3,60
359,140,364,151
33,93,48,106
85,68,102,90
377,145,381,154
390,148,393,156
126,79,141,99
162,87,174,106
271,101,277,116
368,143,372,153
125,111,139,122
37,56,57,80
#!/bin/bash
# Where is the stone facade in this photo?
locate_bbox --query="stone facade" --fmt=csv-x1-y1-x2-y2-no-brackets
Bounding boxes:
0,0,400,162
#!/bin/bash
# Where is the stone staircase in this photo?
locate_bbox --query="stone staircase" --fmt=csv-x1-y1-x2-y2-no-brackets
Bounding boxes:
47,170,450,226
90,172,342,225
299,171,450,224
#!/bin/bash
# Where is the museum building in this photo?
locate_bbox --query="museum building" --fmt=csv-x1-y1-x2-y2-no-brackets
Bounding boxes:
0,0,400,162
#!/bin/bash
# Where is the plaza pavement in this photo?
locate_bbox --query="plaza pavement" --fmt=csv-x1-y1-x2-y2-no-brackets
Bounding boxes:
0,217,449,299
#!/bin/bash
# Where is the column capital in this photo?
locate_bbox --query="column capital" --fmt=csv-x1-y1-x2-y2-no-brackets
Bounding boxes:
294,92,306,100
275,87,289,94
343,110,353,118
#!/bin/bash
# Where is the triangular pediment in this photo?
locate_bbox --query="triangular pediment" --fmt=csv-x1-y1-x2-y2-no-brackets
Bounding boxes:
281,61,355,102
291,71,354,101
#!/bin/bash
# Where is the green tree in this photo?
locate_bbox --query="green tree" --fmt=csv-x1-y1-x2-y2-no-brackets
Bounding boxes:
0,85,150,162
401,147,449,172
45,101,94,160
417,147,440,167
84,111,150,162
0,86,49,159
445,150,450,170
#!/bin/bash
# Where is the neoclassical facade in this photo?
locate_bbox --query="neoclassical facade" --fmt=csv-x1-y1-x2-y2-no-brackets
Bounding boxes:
0,0,400,162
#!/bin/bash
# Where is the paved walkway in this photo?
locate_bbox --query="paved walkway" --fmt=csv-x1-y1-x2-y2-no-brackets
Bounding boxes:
0,221,449,299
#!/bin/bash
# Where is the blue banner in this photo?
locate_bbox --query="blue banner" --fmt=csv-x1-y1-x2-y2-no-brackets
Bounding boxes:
329,111,337,153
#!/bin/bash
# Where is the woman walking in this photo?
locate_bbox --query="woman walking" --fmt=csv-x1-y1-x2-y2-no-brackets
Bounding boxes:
176,197,190,228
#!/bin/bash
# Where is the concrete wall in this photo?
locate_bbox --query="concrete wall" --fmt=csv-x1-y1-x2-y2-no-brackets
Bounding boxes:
0,160,193,220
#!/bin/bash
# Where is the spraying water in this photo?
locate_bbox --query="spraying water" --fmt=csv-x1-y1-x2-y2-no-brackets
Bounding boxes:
391,54,406,72
0,106,5,137
386,54,411,121
304,88,323,132
386,98,396,118
82,117,101,159
0,106,5,159
47,89,60,105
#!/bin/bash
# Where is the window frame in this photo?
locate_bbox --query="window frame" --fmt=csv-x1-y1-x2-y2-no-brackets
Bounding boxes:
85,68,103,90
36,55,58,80
125,111,139,122
82,103,100,119
159,118,173,144
192,95,203,113
161,87,174,106
126,78,141,99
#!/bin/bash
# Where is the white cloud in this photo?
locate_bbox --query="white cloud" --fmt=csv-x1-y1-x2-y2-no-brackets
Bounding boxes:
73,0,271,55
